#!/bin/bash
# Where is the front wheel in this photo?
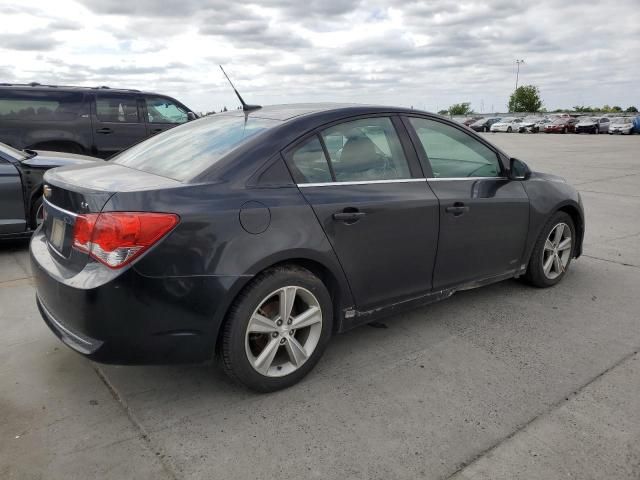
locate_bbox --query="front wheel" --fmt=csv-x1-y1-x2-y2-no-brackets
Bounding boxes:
507,127,512,133
220,265,333,392
524,212,575,288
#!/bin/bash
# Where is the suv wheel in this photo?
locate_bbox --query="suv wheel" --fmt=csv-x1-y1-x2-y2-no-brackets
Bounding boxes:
220,266,333,392
524,212,575,288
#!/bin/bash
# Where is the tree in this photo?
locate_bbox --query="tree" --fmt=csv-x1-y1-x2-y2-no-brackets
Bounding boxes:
508,85,543,112
573,105,593,113
448,102,473,115
437,109,449,115
611,106,623,112
626,106,638,113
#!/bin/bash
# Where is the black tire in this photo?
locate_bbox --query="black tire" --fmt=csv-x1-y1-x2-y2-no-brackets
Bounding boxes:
523,211,575,288
562,127,567,134
30,196,44,230
593,127,598,134
220,265,333,392
507,127,512,133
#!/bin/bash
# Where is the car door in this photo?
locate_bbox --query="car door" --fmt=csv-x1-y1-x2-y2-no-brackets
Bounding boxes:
285,116,440,310
91,93,147,158
403,116,530,290
0,156,26,234
143,95,190,136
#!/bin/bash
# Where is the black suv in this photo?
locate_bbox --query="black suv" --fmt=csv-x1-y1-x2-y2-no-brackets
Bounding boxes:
0,83,197,158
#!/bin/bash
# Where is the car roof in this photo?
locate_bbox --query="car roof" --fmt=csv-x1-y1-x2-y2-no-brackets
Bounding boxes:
221,103,424,122
0,83,160,96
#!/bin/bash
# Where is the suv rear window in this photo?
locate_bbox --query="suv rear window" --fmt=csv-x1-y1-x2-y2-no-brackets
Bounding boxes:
112,114,279,181
0,90,85,121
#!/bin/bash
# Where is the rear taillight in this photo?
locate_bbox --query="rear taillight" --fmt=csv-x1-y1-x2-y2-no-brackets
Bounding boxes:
72,212,179,268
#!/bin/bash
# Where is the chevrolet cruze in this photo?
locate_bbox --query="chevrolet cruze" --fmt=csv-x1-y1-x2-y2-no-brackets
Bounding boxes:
31,104,585,392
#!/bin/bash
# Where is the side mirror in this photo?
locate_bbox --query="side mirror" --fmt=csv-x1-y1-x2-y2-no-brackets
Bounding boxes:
187,112,197,121
509,157,531,180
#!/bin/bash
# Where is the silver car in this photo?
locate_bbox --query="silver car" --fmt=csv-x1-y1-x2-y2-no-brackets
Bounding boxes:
575,116,610,134
608,117,635,135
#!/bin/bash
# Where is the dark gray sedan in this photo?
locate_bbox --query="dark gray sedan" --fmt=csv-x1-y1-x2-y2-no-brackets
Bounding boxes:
0,143,98,238
30,104,584,392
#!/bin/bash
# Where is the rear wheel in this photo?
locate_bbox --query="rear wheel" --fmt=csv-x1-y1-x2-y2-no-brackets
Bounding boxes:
524,212,575,288
507,127,512,133
30,196,44,229
220,266,333,392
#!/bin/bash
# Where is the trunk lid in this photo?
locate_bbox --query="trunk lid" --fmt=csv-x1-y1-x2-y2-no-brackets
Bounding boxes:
42,162,181,271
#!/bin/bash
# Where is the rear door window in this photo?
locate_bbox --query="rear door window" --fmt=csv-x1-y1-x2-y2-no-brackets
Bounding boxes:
95,95,140,123
145,96,188,124
0,90,85,121
319,117,411,182
288,135,332,184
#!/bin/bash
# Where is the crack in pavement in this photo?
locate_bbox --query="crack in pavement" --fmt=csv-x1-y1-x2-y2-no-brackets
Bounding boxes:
582,254,639,269
92,365,179,480
442,349,640,480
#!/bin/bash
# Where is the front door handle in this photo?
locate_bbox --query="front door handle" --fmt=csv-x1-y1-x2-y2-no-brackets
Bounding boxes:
333,210,366,223
445,202,469,216
96,127,113,134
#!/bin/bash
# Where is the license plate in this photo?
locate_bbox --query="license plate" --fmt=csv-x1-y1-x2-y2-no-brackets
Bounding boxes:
50,218,66,252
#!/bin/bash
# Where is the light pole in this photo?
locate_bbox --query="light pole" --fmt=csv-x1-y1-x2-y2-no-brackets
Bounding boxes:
515,59,525,91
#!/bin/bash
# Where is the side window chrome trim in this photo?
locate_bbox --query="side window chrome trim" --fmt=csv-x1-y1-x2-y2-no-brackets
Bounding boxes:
427,176,508,181
298,178,427,188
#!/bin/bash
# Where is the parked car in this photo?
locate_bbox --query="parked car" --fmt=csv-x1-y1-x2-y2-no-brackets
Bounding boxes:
470,117,502,132
608,117,636,135
0,142,99,238
462,116,484,126
544,117,579,133
31,104,584,392
0,83,197,158
575,116,609,134
518,116,544,133
490,117,523,133
530,117,552,133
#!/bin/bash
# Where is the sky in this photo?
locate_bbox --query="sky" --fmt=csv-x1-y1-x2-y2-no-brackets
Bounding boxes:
1,0,638,114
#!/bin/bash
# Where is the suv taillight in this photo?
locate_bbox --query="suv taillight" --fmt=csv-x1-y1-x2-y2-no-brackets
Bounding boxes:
72,212,179,268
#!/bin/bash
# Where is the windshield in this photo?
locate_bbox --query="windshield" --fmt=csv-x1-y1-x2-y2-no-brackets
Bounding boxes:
577,116,594,123
552,118,567,124
113,114,280,181
501,118,516,123
0,142,27,161
611,117,629,124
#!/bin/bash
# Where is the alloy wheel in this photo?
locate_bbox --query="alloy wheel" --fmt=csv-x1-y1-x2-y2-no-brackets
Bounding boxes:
542,223,572,280
245,286,322,377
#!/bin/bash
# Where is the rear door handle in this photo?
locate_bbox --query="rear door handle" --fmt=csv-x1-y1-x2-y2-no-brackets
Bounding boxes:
445,203,469,216
96,127,113,134
333,210,366,223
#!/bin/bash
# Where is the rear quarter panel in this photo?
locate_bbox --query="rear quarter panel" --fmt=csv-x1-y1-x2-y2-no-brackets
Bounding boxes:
103,182,354,336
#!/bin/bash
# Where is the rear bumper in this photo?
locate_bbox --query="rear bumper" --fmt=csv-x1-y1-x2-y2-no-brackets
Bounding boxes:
30,230,245,364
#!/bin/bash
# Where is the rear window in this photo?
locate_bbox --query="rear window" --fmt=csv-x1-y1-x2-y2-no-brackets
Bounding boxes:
0,90,85,121
112,114,279,181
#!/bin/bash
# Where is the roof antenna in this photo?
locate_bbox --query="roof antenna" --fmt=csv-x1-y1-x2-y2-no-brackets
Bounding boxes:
219,65,261,112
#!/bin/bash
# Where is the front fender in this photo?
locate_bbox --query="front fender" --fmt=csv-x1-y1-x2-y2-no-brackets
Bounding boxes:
522,172,585,264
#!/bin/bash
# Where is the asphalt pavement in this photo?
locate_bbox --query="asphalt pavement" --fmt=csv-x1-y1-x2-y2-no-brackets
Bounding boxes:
1,133,639,479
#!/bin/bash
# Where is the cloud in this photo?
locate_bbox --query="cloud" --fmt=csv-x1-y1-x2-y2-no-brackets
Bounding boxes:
0,32,61,51
2,0,638,113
